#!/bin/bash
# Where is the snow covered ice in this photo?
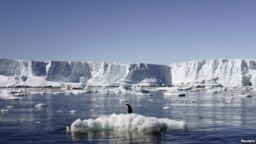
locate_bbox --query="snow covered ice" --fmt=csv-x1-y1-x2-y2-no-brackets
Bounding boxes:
70,113,187,133
0,58,255,89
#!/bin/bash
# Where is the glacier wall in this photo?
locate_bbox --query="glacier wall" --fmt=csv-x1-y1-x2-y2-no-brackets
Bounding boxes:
126,63,171,86
0,58,255,87
87,62,128,86
170,59,256,87
0,59,20,76
0,59,170,87
46,61,92,82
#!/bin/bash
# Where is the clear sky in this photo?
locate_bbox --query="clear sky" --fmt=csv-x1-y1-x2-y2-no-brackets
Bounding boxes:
0,0,255,65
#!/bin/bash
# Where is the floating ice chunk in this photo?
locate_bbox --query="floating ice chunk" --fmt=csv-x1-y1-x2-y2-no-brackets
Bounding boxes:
119,98,127,102
155,87,178,92
90,109,95,112
163,106,171,110
66,126,70,132
11,89,27,96
69,110,77,114
163,92,185,97
6,105,14,109
238,94,252,98
0,90,21,100
177,86,192,91
224,96,235,103
148,98,154,102
133,91,152,96
70,113,187,133
35,103,47,108
206,89,218,94
1,109,8,113
6,96,21,100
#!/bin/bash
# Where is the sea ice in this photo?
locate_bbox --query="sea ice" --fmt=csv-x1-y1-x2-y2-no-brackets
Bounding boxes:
70,113,187,133
69,110,77,114
162,106,171,110
238,93,252,98
0,90,20,100
35,103,47,108
1,109,8,113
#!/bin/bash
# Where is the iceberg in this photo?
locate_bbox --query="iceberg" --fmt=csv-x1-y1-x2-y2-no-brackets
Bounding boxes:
170,59,256,87
69,113,187,133
0,59,171,88
0,58,255,88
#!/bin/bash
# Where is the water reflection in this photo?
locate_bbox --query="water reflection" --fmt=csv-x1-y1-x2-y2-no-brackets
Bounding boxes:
71,131,162,143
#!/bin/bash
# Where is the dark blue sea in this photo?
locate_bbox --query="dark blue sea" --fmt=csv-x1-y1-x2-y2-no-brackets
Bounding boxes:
0,90,255,144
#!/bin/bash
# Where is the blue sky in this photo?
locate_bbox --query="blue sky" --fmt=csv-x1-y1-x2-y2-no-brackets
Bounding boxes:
0,0,255,64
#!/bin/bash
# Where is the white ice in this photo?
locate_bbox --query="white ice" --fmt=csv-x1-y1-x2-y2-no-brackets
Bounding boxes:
1,59,256,91
35,103,47,108
70,113,187,133
0,89,21,100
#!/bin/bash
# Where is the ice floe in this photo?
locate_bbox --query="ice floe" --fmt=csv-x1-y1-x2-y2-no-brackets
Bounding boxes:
35,103,47,108
69,110,77,114
0,90,21,100
69,113,187,133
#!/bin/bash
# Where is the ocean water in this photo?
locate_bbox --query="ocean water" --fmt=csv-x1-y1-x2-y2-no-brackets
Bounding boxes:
0,91,255,144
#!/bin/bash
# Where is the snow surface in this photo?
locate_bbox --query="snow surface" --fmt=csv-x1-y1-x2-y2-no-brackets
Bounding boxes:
0,58,255,88
70,113,187,133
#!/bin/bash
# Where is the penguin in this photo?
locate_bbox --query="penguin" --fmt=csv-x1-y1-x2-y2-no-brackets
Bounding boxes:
125,104,133,114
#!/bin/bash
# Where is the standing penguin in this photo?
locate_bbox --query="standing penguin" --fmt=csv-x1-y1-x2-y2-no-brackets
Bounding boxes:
125,104,133,114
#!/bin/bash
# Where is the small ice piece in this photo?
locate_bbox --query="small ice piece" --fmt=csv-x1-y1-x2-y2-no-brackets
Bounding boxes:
6,96,21,100
163,106,171,110
90,109,95,112
206,89,219,94
69,110,77,114
35,103,47,108
56,110,62,113
148,98,154,102
1,109,8,113
119,98,127,102
6,106,14,109
239,94,252,98
224,96,235,103
66,126,70,132
163,92,186,97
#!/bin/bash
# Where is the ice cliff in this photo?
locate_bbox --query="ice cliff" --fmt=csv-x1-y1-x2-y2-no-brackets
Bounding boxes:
0,59,171,87
0,58,255,88
170,59,256,87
